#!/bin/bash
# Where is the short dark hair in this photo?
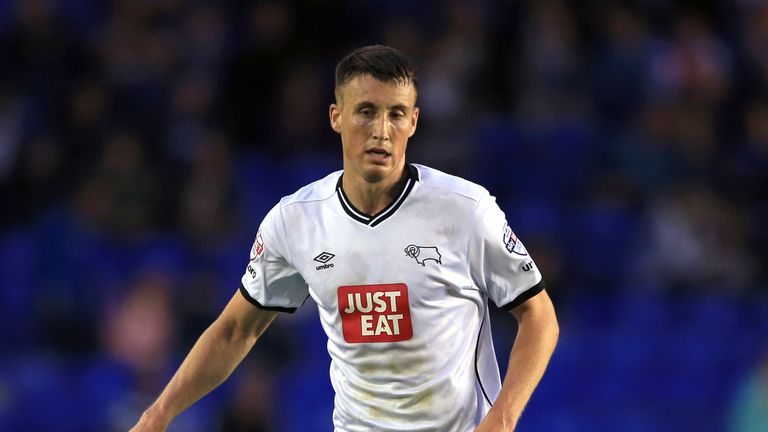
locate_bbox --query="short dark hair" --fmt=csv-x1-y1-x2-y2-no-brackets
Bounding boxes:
335,45,418,95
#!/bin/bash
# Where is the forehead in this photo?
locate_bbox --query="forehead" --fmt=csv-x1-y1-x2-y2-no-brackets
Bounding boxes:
338,74,417,107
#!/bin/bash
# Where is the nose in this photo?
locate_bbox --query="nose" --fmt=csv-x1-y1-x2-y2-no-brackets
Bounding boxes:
371,114,390,141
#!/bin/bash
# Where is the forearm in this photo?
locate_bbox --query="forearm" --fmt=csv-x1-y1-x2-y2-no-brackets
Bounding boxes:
141,317,258,426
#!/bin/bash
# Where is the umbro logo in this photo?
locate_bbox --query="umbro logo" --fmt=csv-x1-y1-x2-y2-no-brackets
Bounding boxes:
314,252,335,270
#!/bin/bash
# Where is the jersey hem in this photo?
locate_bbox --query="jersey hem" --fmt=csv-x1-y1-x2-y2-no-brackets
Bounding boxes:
239,284,298,313
499,280,546,311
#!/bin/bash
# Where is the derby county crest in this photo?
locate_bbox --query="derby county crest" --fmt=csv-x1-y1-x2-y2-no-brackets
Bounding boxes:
404,244,442,266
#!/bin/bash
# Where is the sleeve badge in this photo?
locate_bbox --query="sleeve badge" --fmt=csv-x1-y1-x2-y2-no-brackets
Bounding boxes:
503,222,528,256
250,230,264,261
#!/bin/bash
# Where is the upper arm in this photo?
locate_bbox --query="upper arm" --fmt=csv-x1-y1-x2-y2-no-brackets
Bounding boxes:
218,289,279,342
240,204,309,311
509,289,558,331
467,194,544,309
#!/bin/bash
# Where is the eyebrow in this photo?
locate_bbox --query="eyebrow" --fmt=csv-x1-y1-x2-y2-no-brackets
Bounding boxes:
353,101,411,112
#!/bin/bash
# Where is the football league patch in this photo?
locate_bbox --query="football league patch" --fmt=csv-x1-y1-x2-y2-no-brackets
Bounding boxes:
250,230,264,261
503,222,528,256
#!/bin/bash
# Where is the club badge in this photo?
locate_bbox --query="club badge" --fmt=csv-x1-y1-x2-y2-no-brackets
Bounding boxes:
404,244,442,266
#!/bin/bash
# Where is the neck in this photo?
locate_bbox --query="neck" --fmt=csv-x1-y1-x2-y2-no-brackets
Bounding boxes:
342,165,408,216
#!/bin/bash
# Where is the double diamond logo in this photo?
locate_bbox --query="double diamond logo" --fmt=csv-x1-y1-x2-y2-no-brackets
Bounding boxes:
313,252,335,263
314,252,335,270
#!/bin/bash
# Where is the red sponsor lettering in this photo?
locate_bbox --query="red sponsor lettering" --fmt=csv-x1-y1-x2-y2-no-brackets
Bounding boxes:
338,283,413,343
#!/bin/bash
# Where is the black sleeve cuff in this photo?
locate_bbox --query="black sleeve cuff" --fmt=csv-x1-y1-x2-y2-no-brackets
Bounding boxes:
239,284,298,313
499,279,546,311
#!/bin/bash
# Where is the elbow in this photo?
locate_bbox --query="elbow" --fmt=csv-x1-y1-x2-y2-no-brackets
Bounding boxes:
542,291,560,350
546,308,560,351
550,312,560,350
539,299,559,353
212,315,251,346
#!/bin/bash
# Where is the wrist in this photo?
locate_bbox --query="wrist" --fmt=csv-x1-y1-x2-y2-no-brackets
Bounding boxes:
141,405,172,429
489,396,520,429
477,407,518,432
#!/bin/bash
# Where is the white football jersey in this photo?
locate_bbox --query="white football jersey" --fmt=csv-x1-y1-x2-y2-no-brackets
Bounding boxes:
241,164,544,432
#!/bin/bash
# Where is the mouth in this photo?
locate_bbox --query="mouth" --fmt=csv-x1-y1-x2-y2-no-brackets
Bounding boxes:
365,148,391,163
366,147,391,157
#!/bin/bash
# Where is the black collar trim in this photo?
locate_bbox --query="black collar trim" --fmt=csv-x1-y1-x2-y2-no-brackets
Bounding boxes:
336,164,420,227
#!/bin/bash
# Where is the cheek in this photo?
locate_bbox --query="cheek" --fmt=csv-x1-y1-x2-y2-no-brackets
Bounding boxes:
394,124,411,139
394,137,408,153
352,116,369,128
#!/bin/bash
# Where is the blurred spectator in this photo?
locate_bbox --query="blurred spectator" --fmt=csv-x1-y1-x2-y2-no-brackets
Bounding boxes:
723,99,768,203
0,0,86,110
638,185,757,293
272,59,331,155
730,353,768,432
515,0,587,124
219,361,278,432
61,77,111,173
669,101,718,180
101,270,191,432
741,3,768,95
179,4,229,78
103,271,177,380
612,101,676,192
220,1,297,148
590,3,652,126
405,1,490,175
178,132,237,245
1,134,66,226
165,73,216,165
0,86,22,182
84,132,157,239
722,99,768,284
648,11,732,106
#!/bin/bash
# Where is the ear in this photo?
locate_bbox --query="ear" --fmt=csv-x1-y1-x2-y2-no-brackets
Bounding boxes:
408,106,420,138
329,103,342,134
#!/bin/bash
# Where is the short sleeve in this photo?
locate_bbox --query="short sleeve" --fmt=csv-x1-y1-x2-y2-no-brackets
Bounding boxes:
468,194,545,310
240,204,308,312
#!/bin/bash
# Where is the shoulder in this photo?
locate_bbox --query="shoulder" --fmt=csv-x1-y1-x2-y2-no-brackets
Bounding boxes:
260,170,340,231
413,164,490,205
278,170,342,208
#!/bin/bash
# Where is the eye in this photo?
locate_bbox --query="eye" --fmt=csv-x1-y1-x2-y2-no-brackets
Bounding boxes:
359,108,373,117
390,111,405,120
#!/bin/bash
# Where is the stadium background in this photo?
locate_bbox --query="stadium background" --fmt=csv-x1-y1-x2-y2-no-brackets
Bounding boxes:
1,0,767,430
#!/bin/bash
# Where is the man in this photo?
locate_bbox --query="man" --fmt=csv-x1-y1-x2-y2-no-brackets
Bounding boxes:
132,45,558,432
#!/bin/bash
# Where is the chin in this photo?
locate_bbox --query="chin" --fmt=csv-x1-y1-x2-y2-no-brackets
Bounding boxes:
361,165,391,183
362,171,386,183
